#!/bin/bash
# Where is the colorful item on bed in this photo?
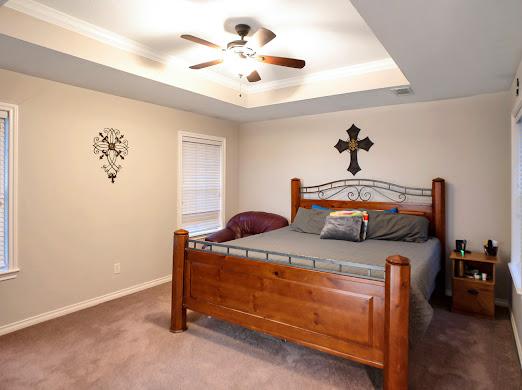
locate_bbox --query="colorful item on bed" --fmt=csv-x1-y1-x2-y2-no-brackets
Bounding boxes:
311,204,331,211
329,210,369,240
311,204,398,213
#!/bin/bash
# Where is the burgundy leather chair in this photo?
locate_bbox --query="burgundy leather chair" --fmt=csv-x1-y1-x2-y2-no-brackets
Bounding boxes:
205,211,288,243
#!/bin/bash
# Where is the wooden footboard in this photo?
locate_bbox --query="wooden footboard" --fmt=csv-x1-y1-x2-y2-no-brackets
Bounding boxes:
171,230,411,390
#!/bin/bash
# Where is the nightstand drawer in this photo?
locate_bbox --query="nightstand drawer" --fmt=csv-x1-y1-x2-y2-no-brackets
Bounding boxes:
452,279,494,317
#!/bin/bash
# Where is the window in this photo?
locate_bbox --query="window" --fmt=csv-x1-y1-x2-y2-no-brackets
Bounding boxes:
511,98,522,293
0,103,17,281
178,132,225,236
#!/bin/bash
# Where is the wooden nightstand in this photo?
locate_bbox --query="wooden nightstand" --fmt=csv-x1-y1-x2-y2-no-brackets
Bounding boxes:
449,251,497,318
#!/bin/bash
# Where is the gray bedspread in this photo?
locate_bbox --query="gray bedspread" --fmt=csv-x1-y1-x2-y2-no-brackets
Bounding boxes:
214,227,441,341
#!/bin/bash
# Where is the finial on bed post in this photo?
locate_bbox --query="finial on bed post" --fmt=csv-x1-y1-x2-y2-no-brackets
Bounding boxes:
384,255,410,390
171,229,189,333
291,178,301,223
431,178,446,290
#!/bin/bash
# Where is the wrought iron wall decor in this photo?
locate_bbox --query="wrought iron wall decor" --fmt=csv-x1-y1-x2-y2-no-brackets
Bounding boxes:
334,124,374,175
301,178,432,203
93,128,129,183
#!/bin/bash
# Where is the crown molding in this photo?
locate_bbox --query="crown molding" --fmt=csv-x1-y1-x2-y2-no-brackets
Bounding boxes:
4,0,239,89
6,0,165,61
245,58,398,94
4,0,400,96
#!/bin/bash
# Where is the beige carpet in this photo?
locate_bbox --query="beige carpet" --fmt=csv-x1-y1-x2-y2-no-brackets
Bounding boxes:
0,282,520,390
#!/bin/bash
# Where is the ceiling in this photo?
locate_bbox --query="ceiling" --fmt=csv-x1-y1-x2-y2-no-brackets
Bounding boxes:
31,0,393,85
0,0,521,122
351,0,522,100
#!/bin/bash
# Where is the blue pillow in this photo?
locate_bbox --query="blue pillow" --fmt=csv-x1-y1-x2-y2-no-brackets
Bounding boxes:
311,204,331,211
312,204,398,213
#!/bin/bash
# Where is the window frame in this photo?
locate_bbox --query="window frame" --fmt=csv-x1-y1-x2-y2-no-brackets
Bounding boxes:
510,97,522,294
0,102,19,281
177,131,226,237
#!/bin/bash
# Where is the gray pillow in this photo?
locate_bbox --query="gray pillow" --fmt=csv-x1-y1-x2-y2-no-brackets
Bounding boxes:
289,208,330,234
320,215,363,241
366,211,429,242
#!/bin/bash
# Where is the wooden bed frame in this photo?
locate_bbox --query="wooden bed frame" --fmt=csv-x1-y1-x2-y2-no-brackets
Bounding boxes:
171,177,445,389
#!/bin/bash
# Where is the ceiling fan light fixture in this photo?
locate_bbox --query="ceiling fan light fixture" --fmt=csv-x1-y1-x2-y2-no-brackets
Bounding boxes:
181,24,305,82
223,50,257,77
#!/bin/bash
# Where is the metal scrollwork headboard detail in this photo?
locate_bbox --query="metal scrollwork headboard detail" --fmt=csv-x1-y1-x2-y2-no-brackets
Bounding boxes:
301,179,432,203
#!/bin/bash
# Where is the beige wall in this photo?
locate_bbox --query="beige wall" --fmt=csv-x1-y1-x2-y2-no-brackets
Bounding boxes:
0,66,514,330
0,69,239,328
238,92,511,299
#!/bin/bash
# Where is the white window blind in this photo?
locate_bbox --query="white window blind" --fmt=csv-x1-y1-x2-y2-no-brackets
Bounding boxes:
180,135,224,236
0,110,8,271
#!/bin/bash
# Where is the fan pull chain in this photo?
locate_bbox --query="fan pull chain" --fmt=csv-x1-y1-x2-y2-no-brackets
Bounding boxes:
239,76,243,98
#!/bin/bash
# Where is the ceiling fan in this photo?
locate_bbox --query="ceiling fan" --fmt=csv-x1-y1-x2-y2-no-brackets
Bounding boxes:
181,24,305,82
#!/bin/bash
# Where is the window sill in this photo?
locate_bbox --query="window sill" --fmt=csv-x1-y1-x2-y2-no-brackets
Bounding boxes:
188,228,223,239
509,262,522,295
0,268,19,281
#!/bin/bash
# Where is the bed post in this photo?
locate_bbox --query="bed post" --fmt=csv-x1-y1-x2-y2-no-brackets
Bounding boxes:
384,255,410,390
291,178,301,222
170,229,188,333
432,178,446,288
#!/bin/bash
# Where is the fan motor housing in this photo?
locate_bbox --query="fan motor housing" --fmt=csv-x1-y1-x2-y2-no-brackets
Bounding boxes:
235,23,251,38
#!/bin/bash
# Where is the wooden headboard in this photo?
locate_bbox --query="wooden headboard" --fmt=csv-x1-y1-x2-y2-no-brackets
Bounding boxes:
291,177,446,272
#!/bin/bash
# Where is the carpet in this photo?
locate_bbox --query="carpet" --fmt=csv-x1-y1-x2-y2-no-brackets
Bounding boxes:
0,283,520,389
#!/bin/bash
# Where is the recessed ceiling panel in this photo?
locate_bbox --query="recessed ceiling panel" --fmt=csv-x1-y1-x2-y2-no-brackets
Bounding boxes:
33,0,393,83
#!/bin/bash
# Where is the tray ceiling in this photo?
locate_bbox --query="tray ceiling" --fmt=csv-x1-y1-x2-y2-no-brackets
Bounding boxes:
1,0,521,122
31,0,394,86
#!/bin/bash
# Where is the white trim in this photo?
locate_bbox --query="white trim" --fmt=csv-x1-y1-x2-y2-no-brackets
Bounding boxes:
511,311,522,368
511,116,522,290
445,288,509,308
246,58,399,94
0,267,20,281
4,0,400,95
4,0,237,90
0,101,18,281
513,97,522,123
510,262,522,295
177,131,226,236
5,0,164,62
0,274,172,336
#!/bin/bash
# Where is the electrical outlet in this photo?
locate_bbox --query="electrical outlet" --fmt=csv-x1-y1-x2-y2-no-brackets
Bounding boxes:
114,263,121,274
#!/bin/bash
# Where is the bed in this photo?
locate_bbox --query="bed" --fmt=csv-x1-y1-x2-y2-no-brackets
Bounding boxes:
171,177,446,390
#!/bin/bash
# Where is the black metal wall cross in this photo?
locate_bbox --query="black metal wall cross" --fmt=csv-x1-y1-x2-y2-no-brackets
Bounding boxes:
334,124,374,175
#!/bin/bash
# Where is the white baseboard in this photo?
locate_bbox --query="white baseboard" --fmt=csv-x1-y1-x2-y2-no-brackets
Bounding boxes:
496,298,510,308
445,288,509,308
510,311,522,368
0,274,172,336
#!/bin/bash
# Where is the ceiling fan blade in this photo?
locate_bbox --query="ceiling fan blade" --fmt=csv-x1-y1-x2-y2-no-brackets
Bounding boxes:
257,55,305,69
189,59,223,69
246,70,261,82
246,28,276,51
181,34,222,49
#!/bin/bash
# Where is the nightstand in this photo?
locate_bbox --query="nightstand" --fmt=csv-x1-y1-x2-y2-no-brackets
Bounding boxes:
449,251,497,318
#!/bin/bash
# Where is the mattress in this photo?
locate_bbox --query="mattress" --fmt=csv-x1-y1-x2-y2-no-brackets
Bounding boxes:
212,226,441,341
